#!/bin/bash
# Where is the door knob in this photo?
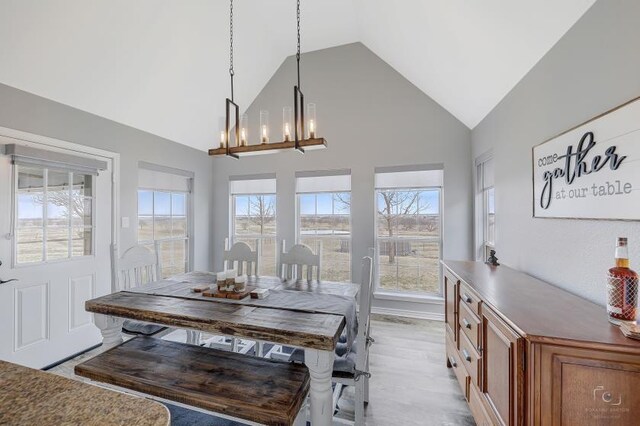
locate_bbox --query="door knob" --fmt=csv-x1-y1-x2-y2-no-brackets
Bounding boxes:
0,278,18,284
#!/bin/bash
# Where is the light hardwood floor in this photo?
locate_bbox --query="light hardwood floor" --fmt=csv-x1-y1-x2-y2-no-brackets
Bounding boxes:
49,315,474,425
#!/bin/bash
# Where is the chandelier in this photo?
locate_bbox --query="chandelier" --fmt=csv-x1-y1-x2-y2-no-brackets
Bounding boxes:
209,0,327,158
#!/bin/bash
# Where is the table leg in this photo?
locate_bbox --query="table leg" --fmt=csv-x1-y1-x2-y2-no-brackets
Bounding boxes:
94,314,124,347
304,348,334,426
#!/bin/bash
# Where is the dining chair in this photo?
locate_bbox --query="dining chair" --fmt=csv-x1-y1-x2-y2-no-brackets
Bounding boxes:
206,238,261,353
278,241,321,281
289,255,375,425
223,238,260,276
111,243,170,337
263,241,323,361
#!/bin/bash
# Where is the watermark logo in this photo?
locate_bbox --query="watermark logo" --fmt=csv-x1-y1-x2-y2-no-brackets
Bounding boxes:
585,385,629,420
593,386,622,406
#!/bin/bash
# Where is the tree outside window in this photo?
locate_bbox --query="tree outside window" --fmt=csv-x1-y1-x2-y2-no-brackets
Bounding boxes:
375,188,441,294
232,194,277,276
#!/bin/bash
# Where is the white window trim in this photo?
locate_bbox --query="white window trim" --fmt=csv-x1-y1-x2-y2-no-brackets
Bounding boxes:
373,185,444,298
474,150,494,262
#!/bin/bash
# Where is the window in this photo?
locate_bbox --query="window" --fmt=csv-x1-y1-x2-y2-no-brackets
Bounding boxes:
138,165,192,278
476,155,495,261
15,165,94,264
374,167,443,295
230,177,277,276
296,172,351,282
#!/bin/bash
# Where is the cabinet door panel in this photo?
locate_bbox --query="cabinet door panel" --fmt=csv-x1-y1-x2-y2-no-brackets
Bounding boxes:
537,344,640,426
444,270,459,341
481,306,523,426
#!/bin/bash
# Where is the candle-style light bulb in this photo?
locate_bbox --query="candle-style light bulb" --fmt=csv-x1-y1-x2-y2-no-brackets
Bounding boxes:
307,103,317,139
309,119,316,139
240,114,248,146
283,106,292,142
219,130,226,148
284,123,291,141
218,116,227,148
260,110,269,144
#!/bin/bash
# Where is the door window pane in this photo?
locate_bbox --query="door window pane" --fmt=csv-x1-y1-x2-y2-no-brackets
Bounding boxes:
14,167,93,264
72,228,93,257
16,228,43,263
17,193,43,228
47,227,70,260
72,173,92,197
71,198,92,227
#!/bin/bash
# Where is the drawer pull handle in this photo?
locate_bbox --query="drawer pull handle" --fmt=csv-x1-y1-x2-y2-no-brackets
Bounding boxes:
448,356,457,368
462,318,471,329
462,293,472,304
462,349,471,362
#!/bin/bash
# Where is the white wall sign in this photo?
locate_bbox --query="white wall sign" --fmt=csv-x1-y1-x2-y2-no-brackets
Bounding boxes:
533,97,640,220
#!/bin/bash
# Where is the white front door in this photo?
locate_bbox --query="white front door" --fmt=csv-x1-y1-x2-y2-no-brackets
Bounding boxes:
0,137,112,368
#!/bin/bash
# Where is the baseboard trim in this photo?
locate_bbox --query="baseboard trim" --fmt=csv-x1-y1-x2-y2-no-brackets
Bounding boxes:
372,306,444,321
41,343,102,371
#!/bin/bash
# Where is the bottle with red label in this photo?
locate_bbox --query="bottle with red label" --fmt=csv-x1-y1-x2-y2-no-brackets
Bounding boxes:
607,237,639,325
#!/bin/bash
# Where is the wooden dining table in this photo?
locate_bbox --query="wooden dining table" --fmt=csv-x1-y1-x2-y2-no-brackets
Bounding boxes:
86,273,360,426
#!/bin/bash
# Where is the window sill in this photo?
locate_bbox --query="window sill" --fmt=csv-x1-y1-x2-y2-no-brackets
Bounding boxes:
373,291,444,305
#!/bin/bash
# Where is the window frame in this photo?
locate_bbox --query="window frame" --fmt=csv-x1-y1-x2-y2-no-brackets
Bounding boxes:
13,164,96,266
373,185,443,298
295,190,352,283
475,152,495,262
137,188,191,278
230,192,277,276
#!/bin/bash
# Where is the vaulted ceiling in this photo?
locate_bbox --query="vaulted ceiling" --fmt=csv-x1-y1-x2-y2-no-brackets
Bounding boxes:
0,0,596,151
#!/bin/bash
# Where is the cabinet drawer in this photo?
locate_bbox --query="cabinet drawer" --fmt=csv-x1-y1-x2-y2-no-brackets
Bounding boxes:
459,332,481,388
459,300,481,350
460,281,481,316
469,382,496,426
447,335,469,401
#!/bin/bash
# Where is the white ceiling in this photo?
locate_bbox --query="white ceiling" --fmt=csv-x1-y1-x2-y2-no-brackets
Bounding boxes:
0,0,596,151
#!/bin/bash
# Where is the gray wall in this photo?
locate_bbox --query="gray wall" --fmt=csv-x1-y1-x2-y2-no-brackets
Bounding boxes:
0,83,215,272
212,43,473,316
472,0,640,305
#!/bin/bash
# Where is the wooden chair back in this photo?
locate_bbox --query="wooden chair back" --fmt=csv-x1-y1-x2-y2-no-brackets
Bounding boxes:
224,238,260,276
278,241,321,281
355,255,374,373
112,242,161,291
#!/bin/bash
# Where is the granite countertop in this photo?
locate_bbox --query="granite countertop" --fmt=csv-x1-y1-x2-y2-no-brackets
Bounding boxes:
0,360,170,425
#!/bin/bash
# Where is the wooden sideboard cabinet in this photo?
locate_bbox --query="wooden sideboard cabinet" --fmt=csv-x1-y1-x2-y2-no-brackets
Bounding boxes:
443,260,640,426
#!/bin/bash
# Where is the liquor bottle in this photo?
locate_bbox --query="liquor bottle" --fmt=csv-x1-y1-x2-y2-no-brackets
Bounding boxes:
607,237,639,325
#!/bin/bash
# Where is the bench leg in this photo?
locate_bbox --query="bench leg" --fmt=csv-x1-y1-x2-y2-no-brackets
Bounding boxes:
305,348,334,426
94,314,124,348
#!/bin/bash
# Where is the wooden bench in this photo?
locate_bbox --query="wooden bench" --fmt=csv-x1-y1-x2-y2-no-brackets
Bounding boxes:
75,337,309,426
